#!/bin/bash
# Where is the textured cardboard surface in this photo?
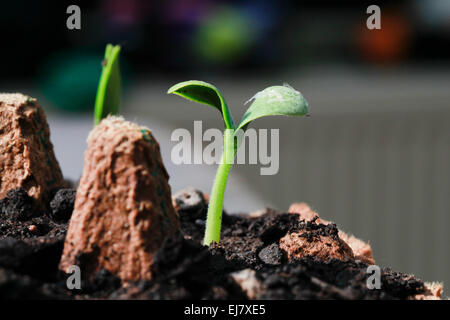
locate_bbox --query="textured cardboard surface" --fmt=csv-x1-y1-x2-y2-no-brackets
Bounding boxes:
287,202,374,264
60,116,180,281
0,94,65,211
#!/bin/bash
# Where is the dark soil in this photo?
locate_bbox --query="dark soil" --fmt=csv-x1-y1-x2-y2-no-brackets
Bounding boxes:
49,189,76,222
0,187,430,300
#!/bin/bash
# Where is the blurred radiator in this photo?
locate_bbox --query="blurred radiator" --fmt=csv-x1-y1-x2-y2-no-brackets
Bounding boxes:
246,112,450,287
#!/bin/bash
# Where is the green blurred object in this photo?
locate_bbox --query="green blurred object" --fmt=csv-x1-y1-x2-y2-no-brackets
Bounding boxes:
94,44,122,125
38,47,125,115
39,52,104,112
193,7,255,64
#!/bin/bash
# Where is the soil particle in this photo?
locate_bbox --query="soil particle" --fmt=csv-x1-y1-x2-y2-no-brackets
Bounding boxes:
151,233,214,281
172,187,208,215
0,188,68,283
288,203,321,221
252,258,425,300
288,202,375,264
109,233,246,300
0,267,69,299
0,188,36,221
0,235,66,281
79,269,122,298
380,268,425,299
49,188,76,222
173,188,209,242
210,213,351,270
173,187,233,243
280,219,355,262
338,231,375,264
0,188,70,243
27,225,38,233
210,236,264,270
258,243,284,265
414,282,443,300
231,269,264,299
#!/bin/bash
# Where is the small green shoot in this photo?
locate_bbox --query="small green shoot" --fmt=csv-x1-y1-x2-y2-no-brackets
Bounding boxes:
168,81,309,245
94,44,122,125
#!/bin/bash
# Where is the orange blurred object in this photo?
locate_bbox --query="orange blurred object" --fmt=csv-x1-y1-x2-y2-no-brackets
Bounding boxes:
355,11,411,64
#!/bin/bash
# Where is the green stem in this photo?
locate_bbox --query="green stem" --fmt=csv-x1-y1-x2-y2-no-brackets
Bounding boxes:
203,130,235,245
203,156,232,245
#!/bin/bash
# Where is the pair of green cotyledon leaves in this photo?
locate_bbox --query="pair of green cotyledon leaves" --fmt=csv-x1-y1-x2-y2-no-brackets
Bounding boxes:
94,44,309,137
167,80,309,134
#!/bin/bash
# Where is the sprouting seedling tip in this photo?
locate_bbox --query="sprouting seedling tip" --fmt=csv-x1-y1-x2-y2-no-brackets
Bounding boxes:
94,44,122,126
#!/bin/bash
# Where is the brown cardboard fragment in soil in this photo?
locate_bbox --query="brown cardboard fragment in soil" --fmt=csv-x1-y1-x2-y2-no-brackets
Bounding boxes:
59,116,180,282
338,231,375,265
288,203,322,222
0,94,65,211
288,202,375,264
412,282,443,300
279,223,355,262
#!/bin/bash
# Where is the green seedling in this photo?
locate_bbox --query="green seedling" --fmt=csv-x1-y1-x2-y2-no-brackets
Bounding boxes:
168,80,309,245
94,44,122,125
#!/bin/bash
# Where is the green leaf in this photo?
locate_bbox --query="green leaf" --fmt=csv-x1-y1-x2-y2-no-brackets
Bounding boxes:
236,84,308,132
94,44,122,125
167,80,235,129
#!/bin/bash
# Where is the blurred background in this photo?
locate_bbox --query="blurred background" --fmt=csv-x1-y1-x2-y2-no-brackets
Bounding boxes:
0,0,449,291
